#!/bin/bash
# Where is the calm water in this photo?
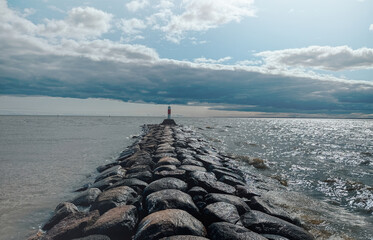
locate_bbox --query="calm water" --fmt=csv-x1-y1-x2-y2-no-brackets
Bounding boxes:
0,116,372,239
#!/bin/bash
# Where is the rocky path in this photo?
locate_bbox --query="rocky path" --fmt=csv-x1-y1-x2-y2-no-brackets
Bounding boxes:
30,123,314,240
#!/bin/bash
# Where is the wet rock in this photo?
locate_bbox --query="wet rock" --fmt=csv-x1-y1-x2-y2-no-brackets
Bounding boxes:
91,186,138,214
205,193,250,214
235,185,261,199
84,205,137,240
179,165,206,173
127,164,152,174
95,166,126,183
134,209,207,240
212,169,245,182
72,235,111,240
219,175,246,186
146,189,199,216
188,186,208,197
154,164,177,172
195,155,222,167
154,169,186,180
203,202,240,225
72,188,102,206
153,153,178,161
120,151,154,169
208,222,268,240
143,177,188,196
105,178,148,193
117,148,136,161
159,236,209,240
75,183,92,192
43,202,79,231
44,211,99,240
97,162,118,173
156,157,181,167
262,235,290,240
248,197,301,226
189,171,236,194
125,170,153,183
241,210,314,240
182,158,204,167
91,175,124,191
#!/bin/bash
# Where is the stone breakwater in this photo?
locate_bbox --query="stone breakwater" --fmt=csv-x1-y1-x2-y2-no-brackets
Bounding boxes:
30,124,314,240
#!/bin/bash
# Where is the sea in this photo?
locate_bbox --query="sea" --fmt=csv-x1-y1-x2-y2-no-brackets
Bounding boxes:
0,116,372,240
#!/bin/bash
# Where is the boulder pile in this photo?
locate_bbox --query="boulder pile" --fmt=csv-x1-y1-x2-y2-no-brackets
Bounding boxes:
30,123,314,240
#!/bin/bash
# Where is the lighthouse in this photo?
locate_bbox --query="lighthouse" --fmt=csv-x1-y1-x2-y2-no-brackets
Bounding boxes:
161,105,176,125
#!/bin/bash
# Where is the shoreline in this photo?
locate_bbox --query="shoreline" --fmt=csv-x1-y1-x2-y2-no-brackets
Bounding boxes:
28,121,328,240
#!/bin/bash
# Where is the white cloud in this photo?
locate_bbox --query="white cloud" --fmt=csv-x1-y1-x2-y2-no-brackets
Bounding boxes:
369,24,373,31
256,46,373,71
37,7,113,39
149,0,256,43
194,57,232,64
126,0,149,12
118,18,146,35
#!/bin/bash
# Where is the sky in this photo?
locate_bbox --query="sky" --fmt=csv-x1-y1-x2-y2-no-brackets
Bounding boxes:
0,0,372,117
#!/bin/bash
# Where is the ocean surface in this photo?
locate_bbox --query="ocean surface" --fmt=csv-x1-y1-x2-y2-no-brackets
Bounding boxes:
0,116,372,240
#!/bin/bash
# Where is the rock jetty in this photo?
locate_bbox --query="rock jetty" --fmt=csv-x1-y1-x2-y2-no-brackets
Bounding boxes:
29,122,314,240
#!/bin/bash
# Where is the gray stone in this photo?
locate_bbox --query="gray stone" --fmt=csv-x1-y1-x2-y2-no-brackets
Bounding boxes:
208,222,268,240
84,205,138,240
189,171,235,195
72,188,101,206
125,170,153,183
91,186,138,214
248,197,301,226
143,177,188,196
179,165,206,173
95,166,125,183
154,169,186,180
205,193,250,214
44,211,99,240
91,175,124,191
134,209,207,240
182,159,204,167
159,236,209,240
188,186,208,197
72,235,111,240
43,202,79,231
156,157,181,167
126,164,152,174
146,189,199,216
105,178,148,193
203,202,240,225
241,210,314,240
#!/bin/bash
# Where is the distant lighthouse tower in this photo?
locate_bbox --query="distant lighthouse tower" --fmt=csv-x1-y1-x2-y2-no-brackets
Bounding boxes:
161,105,176,125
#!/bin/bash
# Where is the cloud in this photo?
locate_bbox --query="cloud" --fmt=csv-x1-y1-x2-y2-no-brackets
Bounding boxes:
0,1,372,117
194,57,232,64
126,0,149,12
118,18,147,41
36,7,113,39
149,0,256,43
256,46,373,71
370,24,373,31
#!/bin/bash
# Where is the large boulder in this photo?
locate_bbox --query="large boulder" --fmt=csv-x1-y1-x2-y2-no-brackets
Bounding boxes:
156,157,181,167
179,165,206,173
203,202,240,225
95,166,126,183
91,186,138,214
189,171,236,194
248,197,301,226
143,177,188,196
195,155,222,168
72,188,102,206
42,202,79,231
154,169,186,180
134,209,207,240
44,211,99,240
125,170,153,183
84,205,138,240
241,210,314,240
146,189,199,216
91,175,123,191
208,222,268,240
105,178,148,193
205,193,250,214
